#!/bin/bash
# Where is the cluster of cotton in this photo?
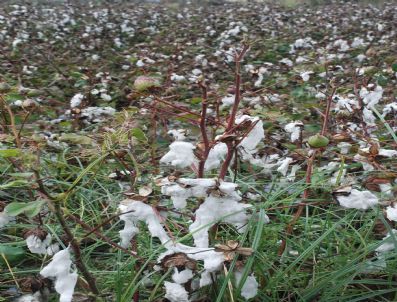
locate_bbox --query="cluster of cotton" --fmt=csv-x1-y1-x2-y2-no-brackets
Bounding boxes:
40,248,78,302
25,233,59,255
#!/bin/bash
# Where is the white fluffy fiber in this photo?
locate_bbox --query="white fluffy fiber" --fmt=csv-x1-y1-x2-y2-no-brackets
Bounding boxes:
40,248,78,302
336,189,378,210
164,281,189,302
160,141,197,168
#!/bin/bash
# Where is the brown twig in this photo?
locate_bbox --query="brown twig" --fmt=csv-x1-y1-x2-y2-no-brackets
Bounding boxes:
198,82,210,178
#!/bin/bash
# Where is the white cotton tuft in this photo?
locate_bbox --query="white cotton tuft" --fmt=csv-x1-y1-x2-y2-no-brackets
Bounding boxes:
160,141,197,168
40,248,78,302
164,282,189,302
161,178,216,209
26,234,52,255
363,107,376,126
118,199,170,247
284,121,303,142
205,143,228,170
189,182,249,248
360,86,383,108
337,142,352,154
70,93,84,108
376,230,397,254
277,157,293,176
386,205,397,222
168,129,187,141
300,71,312,82
172,268,193,284
0,211,11,228
236,115,264,159
336,189,378,210
221,95,235,107
234,270,259,300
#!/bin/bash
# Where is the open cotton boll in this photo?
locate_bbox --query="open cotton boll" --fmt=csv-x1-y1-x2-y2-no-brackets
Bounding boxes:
221,95,235,107
376,230,397,254
336,189,378,210
168,129,187,141
338,142,352,154
40,248,78,302
70,93,84,108
300,71,312,82
172,268,193,284
277,157,293,176
205,143,228,170
118,199,170,247
160,141,197,168
160,178,216,209
158,243,224,287
236,115,264,158
164,282,189,302
234,270,259,300
26,234,52,255
360,86,383,108
0,211,11,228
386,205,397,222
284,121,303,142
189,195,249,248
363,107,376,126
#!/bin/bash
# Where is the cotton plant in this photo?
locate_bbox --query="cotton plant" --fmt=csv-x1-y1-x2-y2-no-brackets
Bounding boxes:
115,44,266,301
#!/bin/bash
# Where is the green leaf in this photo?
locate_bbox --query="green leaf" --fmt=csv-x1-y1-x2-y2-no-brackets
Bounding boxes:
130,128,147,142
391,63,397,72
5,200,45,218
59,133,93,145
0,244,25,265
0,149,21,158
0,179,29,189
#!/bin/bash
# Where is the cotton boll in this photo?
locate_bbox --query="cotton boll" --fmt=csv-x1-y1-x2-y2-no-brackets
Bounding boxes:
360,86,383,108
300,71,312,82
100,93,112,101
236,115,265,164
337,142,352,154
221,95,235,107
172,268,193,284
118,199,170,246
168,129,187,141
363,107,376,126
234,270,258,300
26,234,52,255
160,141,197,168
376,230,397,254
170,73,186,82
279,58,293,67
284,121,303,142
277,157,293,176
164,282,189,302
40,248,78,302
70,93,84,108
205,143,228,170
0,211,10,228
160,178,216,209
336,189,378,210
386,205,397,222
189,194,249,248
